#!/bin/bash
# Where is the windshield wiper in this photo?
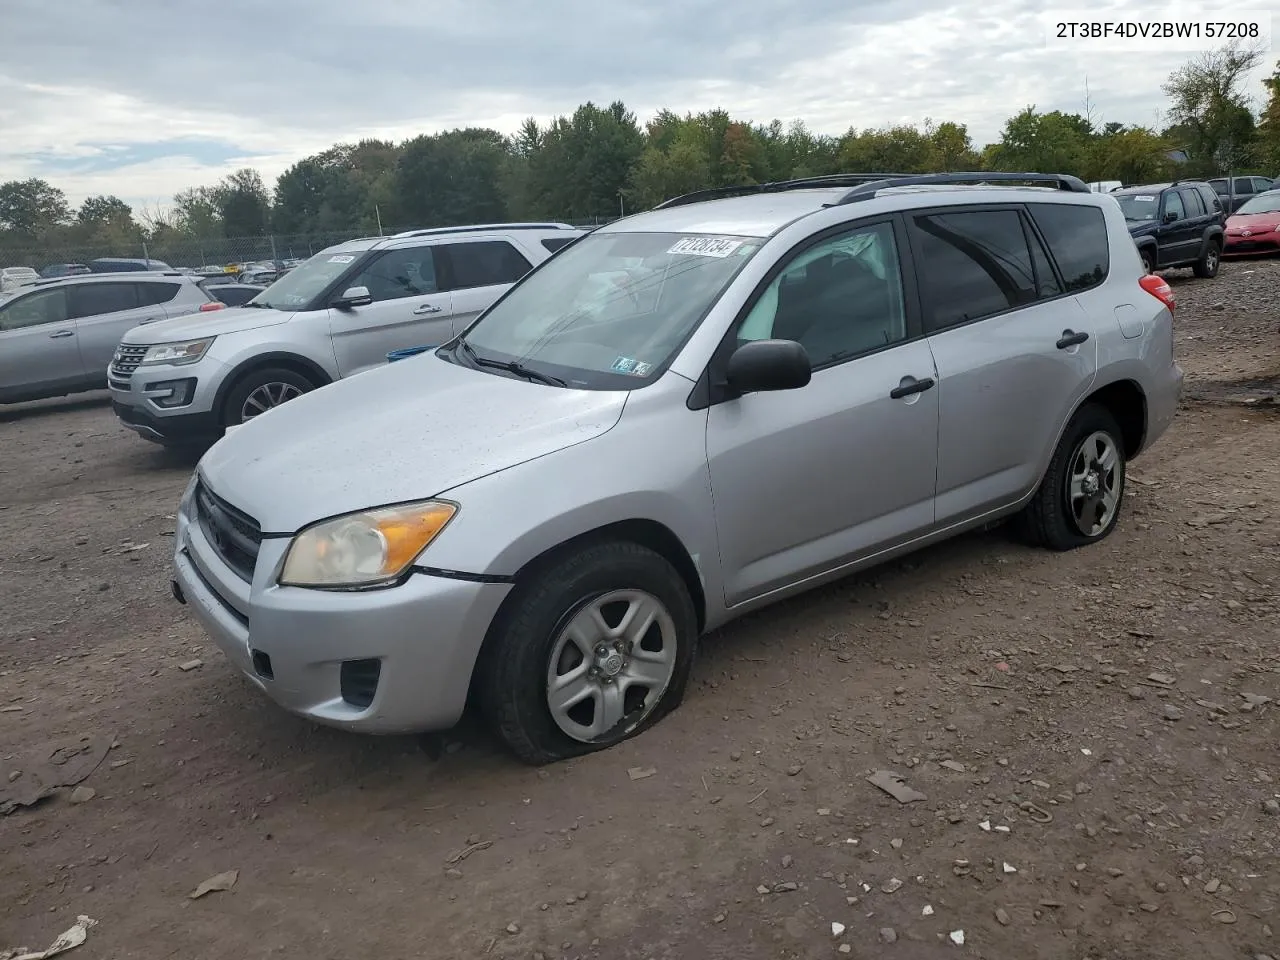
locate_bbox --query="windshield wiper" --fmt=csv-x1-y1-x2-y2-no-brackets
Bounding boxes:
456,339,566,387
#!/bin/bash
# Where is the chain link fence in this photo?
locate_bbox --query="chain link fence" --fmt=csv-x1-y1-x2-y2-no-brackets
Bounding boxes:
0,218,618,272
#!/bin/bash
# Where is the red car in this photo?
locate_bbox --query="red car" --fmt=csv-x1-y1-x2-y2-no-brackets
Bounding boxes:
1224,189,1280,256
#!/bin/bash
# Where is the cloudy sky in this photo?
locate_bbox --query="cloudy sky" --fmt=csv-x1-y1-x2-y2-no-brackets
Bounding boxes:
0,0,1273,211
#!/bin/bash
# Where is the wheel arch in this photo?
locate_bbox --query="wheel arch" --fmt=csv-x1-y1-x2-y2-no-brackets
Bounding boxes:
211,352,334,426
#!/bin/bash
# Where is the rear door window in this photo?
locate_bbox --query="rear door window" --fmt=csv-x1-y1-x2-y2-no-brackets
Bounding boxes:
1025,203,1109,292
909,208,1039,331
69,282,141,318
443,240,533,290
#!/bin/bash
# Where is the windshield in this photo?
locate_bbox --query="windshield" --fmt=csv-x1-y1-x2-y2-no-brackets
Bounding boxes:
250,248,368,310
1114,193,1161,221
456,231,762,389
1235,193,1280,216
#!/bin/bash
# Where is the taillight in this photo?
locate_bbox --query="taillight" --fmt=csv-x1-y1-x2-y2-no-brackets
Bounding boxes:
199,301,225,312
1139,274,1175,311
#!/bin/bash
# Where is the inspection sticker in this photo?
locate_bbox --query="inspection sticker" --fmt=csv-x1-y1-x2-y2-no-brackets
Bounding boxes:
328,254,356,263
667,237,743,258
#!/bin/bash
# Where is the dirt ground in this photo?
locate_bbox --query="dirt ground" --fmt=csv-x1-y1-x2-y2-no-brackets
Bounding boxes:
1,260,1278,960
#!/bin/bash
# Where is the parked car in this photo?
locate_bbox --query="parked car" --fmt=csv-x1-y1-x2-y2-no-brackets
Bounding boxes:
0,272,222,405
40,263,91,279
88,257,174,273
109,222,585,445
1206,176,1275,214
1223,188,1280,257
168,172,1182,764
201,281,266,307
1088,180,1122,193
1111,180,1225,276
0,266,40,292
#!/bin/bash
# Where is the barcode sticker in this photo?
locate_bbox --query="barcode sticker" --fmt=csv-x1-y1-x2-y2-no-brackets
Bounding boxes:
667,237,743,258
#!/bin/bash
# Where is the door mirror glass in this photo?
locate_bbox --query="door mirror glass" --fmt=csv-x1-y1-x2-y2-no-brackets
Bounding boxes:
333,285,372,309
725,339,811,394
1162,210,1179,223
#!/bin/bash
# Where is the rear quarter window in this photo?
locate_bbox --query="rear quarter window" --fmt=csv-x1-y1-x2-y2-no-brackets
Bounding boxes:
1025,203,1109,292
139,281,182,305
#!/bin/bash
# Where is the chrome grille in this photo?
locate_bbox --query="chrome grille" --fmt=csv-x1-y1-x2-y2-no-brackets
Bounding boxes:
194,481,262,581
110,343,148,377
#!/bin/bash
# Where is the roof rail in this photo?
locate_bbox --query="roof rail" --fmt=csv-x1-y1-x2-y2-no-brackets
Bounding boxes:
833,172,1091,205
390,222,576,239
654,174,910,210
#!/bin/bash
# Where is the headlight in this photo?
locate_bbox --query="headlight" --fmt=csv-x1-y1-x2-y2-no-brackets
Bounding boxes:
140,338,214,365
279,500,458,588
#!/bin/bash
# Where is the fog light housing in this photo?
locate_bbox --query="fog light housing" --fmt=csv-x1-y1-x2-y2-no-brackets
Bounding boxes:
145,378,197,409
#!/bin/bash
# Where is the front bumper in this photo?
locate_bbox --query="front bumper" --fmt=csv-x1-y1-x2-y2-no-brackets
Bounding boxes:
1224,235,1280,255
171,488,512,734
109,356,227,444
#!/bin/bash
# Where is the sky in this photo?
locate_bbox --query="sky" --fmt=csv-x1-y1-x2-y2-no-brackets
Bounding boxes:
0,0,1274,213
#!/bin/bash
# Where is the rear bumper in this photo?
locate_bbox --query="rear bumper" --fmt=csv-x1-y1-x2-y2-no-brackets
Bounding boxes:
1142,360,1183,455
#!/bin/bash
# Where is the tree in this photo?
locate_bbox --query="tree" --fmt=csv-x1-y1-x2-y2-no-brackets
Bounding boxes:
77,195,133,227
214,168,271,237
1257,59,1280,172
987,108,1092,175
0,178,71,235
1161,42,1265,173
839,125,933,173
394,128,509,226
172,186,222,238
524,102,645,218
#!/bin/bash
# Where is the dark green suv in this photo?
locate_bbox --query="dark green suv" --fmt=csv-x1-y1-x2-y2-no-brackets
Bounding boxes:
1111,181,1226,278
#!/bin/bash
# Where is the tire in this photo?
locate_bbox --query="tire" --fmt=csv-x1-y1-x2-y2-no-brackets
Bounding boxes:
220,366,315,427
478,540,699,765
1192,238,1221,278
1139,248,1156,274
1016,403,1127,552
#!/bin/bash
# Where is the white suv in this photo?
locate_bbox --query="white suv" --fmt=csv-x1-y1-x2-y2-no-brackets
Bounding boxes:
108,223,584,445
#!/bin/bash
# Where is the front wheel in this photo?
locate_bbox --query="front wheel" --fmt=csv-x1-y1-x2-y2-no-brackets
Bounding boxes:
1193,239,1221,278
479,541,698,765
1016,404,1127,551
221,366,315,427
1139,248,1155,274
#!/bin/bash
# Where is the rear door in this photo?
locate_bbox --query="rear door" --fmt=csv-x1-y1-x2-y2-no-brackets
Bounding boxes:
1178,187,1210,255
327,243,453,377
909,203,1101,524
438,238,535,333
0,287,83,400
68,282,165,382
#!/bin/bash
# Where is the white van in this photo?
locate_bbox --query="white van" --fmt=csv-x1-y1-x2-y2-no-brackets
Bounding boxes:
0,267,40,293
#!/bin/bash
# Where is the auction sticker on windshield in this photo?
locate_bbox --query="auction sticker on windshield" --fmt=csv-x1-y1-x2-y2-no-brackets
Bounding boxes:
328,254,356,263
668,237,743,258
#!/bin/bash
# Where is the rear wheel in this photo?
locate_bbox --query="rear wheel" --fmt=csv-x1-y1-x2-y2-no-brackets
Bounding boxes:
221,367,315,427
479,540,698,765
1016,403,1127,551
1192,239,1221,278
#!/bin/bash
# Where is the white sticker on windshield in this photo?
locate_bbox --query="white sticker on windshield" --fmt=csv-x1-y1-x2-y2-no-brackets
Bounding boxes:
328,254,355,263
667,237,743,258
1134,196,1156,202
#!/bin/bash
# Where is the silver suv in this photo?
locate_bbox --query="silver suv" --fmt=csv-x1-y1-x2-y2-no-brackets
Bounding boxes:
0,272,218,405
108,223,585,444
170,173,1183,764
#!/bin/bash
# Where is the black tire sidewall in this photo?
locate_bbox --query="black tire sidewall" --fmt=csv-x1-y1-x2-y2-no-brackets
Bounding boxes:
481,541,698,764
1195,240,1221,278
222,367,315,426
1036,404,1127,550
1140,249,1155,273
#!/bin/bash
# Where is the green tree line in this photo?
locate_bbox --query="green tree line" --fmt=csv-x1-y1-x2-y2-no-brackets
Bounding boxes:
2,45,1277,268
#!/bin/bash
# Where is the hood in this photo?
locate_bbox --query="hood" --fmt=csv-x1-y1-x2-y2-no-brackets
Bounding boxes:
1125,220,1158,237
197,352,628,533
123,305,294,344
1226,213,1280,233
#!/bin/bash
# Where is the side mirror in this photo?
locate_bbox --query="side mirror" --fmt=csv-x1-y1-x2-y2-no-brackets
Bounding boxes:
1162,211,1179,224
333,285,372,309
725,339,812,394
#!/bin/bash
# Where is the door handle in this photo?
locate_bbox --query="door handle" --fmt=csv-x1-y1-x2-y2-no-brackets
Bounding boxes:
138,316,161,325
48,329,74,338
1056,329,1089,349
413,304,443,315
889,376,935,399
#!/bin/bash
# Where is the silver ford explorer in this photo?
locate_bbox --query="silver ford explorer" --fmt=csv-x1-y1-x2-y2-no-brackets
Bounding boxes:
171,173,1183,764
